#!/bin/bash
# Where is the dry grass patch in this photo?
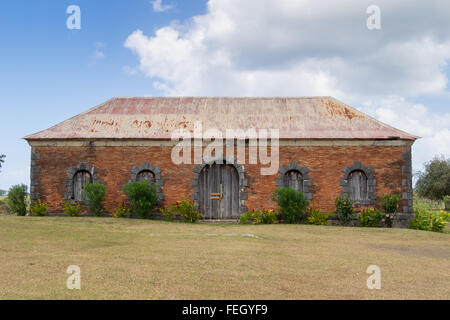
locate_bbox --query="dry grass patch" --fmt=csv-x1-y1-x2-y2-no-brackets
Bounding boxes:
0,216,448,299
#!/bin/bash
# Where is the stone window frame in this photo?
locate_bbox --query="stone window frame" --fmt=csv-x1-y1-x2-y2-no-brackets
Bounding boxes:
340,161,376,205
130,162,164,201
191,154,248,214
64,162,100,203
276,161,313,200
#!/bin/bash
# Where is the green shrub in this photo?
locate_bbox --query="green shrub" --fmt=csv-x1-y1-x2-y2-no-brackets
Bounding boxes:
160,207,175,221
82,182,106,217
240,209,278,224
111,202,130,218
171,200,202,223
335,195,354,225
272,187,309,224
30,199,48,216
409,206,448,232
64,201,83,217
381,194,400,214
123,180,159,218
358,208,382,227
7,184,28,216
304,206,332,225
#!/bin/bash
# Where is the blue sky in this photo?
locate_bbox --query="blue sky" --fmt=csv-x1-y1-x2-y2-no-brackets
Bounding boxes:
0,0,206,190
0,0,449,191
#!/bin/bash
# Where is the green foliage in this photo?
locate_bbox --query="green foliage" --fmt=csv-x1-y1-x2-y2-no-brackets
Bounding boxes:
409,206,448,232
335,195,354,225
7,184,27,216
272,187,309,224
304,205,332,225
358,208,382,227
160,207,175,221
415,156,450,200
414,192,444,212
30,199,48,217
170,200,202,223
123,180,159,218
381,194,400,214
240,209,279,224
82,182,106,217
111,202,130,218
64,201,83,217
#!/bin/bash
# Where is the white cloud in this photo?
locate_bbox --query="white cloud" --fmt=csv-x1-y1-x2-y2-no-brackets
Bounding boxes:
125,0,450,173
151,0,174,13
359,96,450,175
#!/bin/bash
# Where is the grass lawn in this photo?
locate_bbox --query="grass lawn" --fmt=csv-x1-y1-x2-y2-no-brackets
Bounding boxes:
0,216,448,300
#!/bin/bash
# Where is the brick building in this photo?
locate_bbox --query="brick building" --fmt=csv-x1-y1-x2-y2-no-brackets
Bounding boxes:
25,97,417,225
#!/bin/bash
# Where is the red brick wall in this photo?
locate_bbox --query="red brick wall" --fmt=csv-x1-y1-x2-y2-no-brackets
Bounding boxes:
31,145,409,214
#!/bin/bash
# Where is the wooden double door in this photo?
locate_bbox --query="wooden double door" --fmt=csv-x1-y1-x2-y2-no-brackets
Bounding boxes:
198,164,240,219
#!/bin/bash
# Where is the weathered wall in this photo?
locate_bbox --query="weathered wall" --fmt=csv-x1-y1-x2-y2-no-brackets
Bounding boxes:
29,141,413,224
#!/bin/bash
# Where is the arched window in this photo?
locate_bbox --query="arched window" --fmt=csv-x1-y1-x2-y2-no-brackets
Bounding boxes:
72,170,92,201
276,162,313,200
348,170,368,201
137,170,156,184
283,170,303,192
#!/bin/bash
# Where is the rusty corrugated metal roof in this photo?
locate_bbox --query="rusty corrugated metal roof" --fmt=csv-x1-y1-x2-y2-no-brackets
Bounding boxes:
24,97,418,140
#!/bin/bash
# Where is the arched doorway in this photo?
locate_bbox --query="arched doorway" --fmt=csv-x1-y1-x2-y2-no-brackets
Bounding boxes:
198,163,240,219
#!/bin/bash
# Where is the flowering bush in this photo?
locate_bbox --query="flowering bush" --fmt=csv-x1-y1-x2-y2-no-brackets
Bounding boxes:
381,194,401,214
30,199,48,217
63,201,83,217
111,201,130,218
441,209,450,222
335,195,354,225
304,205,332,225
160,207,175,221
171,200,202,223
381,213,395,228
409,206,448,232
240,209,279,224
358,208,382,227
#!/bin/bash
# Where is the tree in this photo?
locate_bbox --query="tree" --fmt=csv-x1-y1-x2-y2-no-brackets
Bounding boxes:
415,155,450,200
0,154,5,173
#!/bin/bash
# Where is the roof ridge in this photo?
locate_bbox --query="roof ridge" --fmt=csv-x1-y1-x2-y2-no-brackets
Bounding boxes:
108,96,334,99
